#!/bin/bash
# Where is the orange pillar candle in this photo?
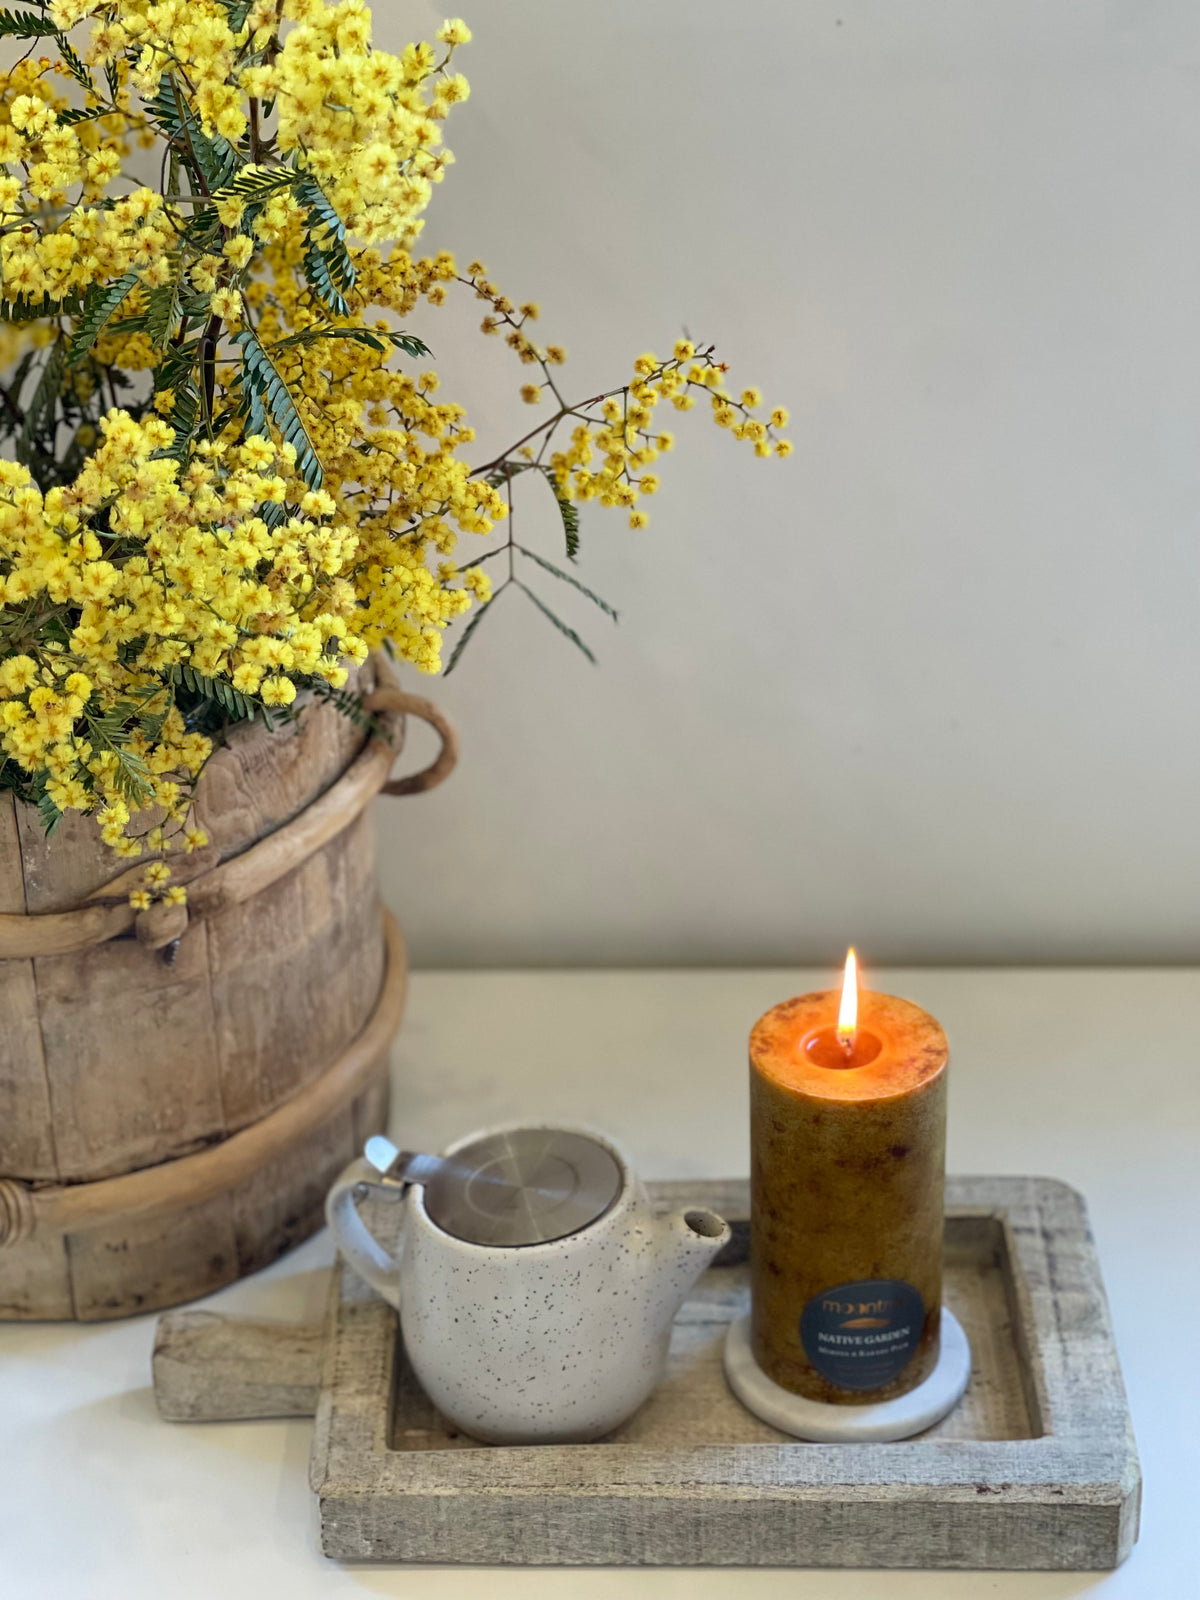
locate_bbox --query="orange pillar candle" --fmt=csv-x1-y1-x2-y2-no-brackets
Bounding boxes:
749,951,949,1404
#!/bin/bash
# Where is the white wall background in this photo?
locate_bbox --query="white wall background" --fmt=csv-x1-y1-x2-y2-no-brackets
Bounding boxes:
373,0,1200,968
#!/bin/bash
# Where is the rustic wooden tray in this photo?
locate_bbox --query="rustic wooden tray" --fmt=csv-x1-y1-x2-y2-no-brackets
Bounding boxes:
153,1175,1140,1570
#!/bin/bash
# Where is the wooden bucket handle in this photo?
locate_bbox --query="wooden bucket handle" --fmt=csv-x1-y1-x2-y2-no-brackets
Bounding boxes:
364,687,459,797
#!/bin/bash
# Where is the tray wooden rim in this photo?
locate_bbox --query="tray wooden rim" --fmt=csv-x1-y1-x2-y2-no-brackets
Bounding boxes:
312,1174,1141,1569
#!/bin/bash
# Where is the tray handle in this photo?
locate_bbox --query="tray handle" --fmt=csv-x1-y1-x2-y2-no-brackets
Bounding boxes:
153,1310,324,1421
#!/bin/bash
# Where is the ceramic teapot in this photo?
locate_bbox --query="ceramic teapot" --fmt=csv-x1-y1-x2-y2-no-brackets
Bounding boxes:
325,1122,730,1444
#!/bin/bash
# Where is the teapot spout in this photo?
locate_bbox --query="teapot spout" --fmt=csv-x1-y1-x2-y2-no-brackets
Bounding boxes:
659,1205,731,1301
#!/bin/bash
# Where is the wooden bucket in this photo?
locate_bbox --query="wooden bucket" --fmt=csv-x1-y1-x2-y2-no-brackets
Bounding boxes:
0,658,456,1320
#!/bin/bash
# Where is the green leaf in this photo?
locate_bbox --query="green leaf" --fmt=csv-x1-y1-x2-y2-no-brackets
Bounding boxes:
214,0,253,26
275,325,384,354
84,707,154,807
68,271,139,365
442,594,493,676
167,662,259,722
111,745,153,807
56,104,106,127
212,165,295,207
295,176,356,315
294,176,346,245
156,337,202,386
145,266,183,350
57,36,91,93
483,460,538,491
177,291,214,319
151,74,240,191
301,242,349,318
541,470,581,560
35,782,63,838
272,325,428,361
517,545,617,620
104,313,149,337
0,291,81,323
179,207,223,254
233,323,323,487
515,581,596,664
159,379,200,462
0,9,61,37
390,332,431,360
137,703,170,744
259,497,291,529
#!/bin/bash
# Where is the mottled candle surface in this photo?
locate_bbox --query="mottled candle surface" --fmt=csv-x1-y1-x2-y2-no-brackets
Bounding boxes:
749,988,948,1404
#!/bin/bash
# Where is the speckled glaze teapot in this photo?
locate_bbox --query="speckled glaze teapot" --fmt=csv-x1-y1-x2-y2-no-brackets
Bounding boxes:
326,1122,730,1444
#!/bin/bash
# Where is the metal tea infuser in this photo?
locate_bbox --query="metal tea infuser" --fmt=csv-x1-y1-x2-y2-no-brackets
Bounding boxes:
359,1128,624,1247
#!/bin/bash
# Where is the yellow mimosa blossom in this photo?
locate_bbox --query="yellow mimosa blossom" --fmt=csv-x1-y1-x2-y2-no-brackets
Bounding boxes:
0,2,788,861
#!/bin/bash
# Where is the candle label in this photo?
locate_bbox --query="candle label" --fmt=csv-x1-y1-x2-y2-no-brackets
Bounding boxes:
800,1278,925,1391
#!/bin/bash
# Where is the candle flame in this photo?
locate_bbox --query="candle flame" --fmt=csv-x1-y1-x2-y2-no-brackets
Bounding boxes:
837,947,858,1052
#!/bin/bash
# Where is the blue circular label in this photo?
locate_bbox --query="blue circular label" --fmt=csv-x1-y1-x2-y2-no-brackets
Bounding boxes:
799,1278,925,1391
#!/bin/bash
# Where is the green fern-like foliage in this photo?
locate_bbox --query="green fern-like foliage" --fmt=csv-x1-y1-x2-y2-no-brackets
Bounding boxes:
0,9,64,39
67,273,140,366
168,662,261,722
150,73,240,190
233,324,323,488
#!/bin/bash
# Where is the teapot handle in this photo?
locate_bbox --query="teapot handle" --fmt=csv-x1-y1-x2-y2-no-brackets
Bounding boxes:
325,1158,405,1306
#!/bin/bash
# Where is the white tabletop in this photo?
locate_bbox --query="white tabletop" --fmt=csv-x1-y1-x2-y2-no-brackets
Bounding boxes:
3,966,1196,1598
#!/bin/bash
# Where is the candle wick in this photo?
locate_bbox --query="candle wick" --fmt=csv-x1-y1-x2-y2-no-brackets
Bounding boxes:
838,1031,856,1059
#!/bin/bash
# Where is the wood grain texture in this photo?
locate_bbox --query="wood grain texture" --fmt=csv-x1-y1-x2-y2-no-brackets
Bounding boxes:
0,1227,73,1319
304,1176,1139,1570
3,687,374,1182
207,812,383,1130
190,663,376,865
0,795,58,1180
33,919,226,1182
27,916,404,1240
230,1078,384,1278
153,1310,324,1421
66,1189,241,1319
0,792,25,914
0,957,57,1179
58,1059,391,1322
0,658,417,1319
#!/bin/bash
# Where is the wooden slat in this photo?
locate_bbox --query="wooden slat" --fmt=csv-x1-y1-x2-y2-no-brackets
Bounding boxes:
231,1101,359,1278
67,1190,240,1320
0,792,26,916
34,922,226,1182
0,960,58,1179
153,1311,324,1421
13,803,122,915
191,665,373,860
208,812,384,1130
0,793,59,1181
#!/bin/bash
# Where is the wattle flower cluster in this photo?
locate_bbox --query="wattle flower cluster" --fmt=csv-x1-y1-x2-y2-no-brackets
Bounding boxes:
0,1,787,866
0,415,373,841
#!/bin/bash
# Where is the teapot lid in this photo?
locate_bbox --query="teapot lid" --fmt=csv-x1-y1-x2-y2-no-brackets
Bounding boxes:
370,1128,624,1247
